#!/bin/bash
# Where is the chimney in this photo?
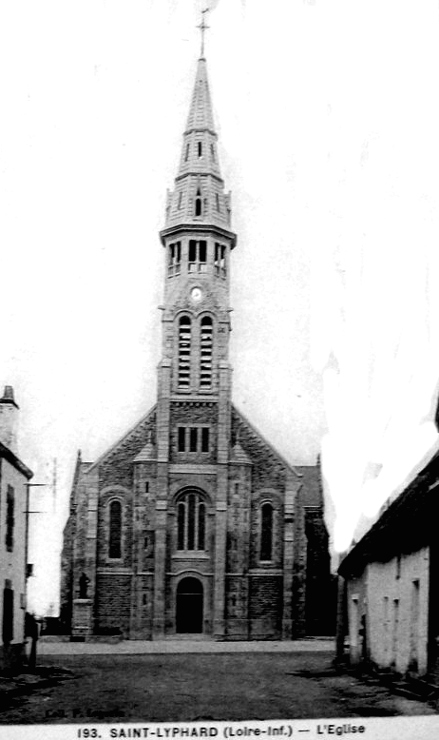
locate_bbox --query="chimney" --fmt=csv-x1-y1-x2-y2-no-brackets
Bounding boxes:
0,386,19,453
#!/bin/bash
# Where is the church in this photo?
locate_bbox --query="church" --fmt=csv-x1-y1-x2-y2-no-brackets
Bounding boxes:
60,42,332,641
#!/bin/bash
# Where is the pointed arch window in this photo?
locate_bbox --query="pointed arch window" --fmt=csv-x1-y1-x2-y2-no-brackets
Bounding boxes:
109,500,122,559
178,316,192,388
177,491,206,551
260,503,273,561
200,316,213,390
195,188,202,217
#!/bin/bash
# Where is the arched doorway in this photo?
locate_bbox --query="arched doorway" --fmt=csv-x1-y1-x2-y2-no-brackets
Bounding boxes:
176,577,203,633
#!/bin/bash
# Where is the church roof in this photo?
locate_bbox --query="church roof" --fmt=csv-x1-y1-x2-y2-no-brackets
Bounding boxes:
232,405,302,479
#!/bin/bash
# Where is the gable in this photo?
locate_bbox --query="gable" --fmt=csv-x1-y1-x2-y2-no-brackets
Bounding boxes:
231,405,301,489
85,405,157,476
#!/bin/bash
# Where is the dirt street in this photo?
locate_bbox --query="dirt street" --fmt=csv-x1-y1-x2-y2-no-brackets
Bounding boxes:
0,651,436,724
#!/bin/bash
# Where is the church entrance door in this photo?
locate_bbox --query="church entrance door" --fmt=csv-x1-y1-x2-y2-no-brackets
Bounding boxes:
176,577,203,633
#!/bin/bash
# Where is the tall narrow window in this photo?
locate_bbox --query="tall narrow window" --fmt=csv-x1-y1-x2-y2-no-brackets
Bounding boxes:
178,316,191,388
178,192,183,210
214,243,227,278
200,316,213,389
109,500,122,559
189,427,198,452
210,143,215,162
188,240,207,273
168,242,181,277
198,141,203,157
201,427,210,453
216,193,221,212
5,486,14,553
195,188,202,217
176,491,206,551
185,143,190,161
260,503,273,561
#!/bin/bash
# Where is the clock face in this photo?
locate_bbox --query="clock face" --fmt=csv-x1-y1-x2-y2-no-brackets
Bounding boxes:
190,287,203,303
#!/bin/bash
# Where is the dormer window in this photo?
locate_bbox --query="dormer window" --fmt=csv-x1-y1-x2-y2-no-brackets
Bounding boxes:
195,188,202,217
198,142,203,158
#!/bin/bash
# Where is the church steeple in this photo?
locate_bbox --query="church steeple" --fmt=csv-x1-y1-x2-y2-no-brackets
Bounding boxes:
158,46,237,402
162,56,234,234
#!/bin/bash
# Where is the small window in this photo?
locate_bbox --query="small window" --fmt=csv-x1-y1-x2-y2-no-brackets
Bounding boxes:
195,188,202,217
201,428,209,453
260,503,273,561
185,143,190,161
198,142,202,157
216,193,221,212
109,500,122,559
178,192,183,209
199,241,207,263
178,426,186,452
143,593,147,606
211,143,215,161
145,482,149,494
189,427,198,452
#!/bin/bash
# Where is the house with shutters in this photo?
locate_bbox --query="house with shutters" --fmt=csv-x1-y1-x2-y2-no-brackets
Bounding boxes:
60,47,332,641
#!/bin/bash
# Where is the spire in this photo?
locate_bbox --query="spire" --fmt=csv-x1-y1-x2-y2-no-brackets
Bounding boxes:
184,57,216,137
162,56,233,234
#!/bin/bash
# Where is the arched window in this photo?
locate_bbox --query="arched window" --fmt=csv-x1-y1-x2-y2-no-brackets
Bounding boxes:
195,188,202,217
200,316,213,390
260,503,273,561
178,316,191,388
109,500,122,559
177,491,206,551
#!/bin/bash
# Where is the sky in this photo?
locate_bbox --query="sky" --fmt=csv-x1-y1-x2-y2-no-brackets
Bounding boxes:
1,0,439,614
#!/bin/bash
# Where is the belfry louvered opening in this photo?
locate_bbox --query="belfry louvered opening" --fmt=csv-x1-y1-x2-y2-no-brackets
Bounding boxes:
178,316,192,388
200,316,213,389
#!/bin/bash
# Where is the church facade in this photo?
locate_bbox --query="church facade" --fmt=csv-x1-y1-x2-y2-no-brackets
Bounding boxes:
61,53,332,641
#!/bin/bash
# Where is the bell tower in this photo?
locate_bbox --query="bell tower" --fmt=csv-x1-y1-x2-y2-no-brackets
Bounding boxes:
156,51,237,465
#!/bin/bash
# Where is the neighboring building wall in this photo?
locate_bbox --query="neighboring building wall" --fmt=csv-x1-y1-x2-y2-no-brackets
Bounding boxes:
346,548,430,676
0,460,28,667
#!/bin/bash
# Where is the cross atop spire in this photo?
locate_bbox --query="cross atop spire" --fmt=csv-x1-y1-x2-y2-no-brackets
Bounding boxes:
197,8,210,59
